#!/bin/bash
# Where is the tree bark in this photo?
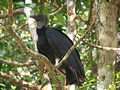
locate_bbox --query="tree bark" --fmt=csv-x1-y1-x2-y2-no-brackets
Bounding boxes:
65,0,76,90
97,1,118,90
67,0,76,41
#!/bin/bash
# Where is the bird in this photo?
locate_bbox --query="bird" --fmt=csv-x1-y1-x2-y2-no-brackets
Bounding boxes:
30,14,85,86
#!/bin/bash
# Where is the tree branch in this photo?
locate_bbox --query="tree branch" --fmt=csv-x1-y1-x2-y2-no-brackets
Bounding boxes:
0,34,9,40
49,2,66,16
87,0,94,24
0,59,34,67
0,71,41,90
45,1,59,9
0,9,24,19
0,23,27,40
84,41,120,54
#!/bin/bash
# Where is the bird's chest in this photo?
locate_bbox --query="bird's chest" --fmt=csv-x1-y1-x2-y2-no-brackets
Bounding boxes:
37,31,48,50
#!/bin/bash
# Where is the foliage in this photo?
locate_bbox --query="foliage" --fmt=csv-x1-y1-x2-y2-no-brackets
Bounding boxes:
0,0,119,90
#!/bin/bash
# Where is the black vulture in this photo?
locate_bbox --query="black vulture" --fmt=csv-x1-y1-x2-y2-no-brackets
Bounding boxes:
31,14,85,86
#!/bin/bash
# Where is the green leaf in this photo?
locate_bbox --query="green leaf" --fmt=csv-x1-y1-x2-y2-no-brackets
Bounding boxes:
50,0,54,4
56,0,62,7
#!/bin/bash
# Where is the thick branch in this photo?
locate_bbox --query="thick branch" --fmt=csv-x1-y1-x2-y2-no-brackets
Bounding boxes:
8,0,13,24
0,71,41,90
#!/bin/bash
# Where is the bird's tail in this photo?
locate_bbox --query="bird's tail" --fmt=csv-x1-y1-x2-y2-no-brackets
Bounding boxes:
65,67,85,86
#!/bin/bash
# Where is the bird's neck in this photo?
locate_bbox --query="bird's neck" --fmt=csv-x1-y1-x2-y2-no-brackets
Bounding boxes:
37,25,44,29
36,21,47,29
36,26,47,32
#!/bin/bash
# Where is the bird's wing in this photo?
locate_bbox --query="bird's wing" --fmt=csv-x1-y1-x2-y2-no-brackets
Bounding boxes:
46,27,85,76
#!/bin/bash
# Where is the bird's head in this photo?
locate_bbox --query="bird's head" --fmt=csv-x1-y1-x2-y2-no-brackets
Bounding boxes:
30,14,48,29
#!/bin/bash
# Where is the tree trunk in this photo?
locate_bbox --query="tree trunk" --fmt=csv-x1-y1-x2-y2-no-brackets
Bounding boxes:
67,0,76,41
97,1,118,90
65,0,76,90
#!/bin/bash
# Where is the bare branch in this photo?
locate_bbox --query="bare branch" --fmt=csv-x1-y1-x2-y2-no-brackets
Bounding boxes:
87,0,94,24
0,9,24,19
49,2,67,16
0,34,9,40
84,41,120,54
55,18,96,69
0,23,27,40
0,71,41,90
7,0,14,24
0,59,34,67
45,1,59,9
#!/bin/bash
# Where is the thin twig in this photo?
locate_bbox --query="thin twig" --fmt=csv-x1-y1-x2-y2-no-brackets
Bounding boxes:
0,34,9,40
0,59,34,67
75,15,87,23
45,0,59,9
84,41,120,52
0,23,27,40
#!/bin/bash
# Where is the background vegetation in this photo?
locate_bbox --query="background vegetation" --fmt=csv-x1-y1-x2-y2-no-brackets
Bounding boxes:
0,0,120,90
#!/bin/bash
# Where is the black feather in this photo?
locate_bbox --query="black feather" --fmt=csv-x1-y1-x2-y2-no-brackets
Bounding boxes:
36,26,85,86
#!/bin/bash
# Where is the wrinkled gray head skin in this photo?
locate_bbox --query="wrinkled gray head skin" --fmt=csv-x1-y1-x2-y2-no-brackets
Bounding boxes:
30,14,48,29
